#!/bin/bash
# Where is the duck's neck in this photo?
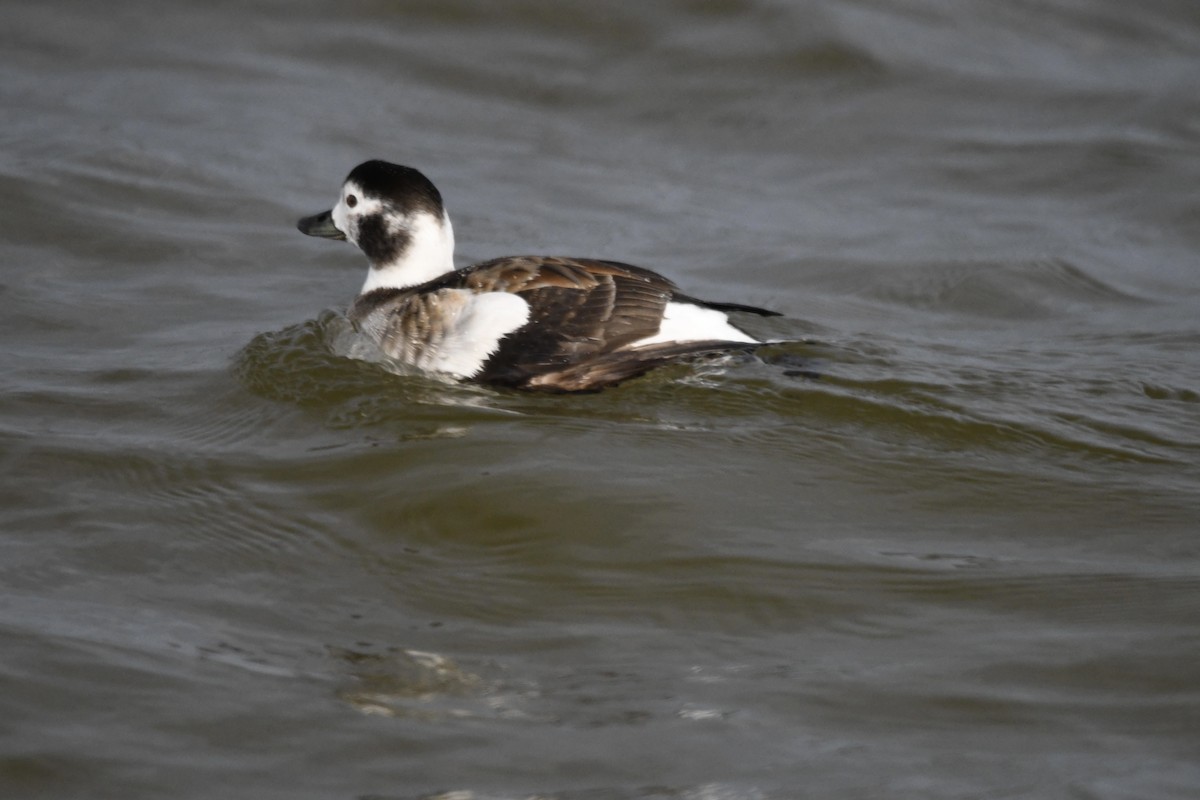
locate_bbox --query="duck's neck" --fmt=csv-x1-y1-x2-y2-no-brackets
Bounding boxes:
360,211,456,294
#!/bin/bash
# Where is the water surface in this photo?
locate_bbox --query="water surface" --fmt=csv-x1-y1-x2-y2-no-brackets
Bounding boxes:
2,2,1199,798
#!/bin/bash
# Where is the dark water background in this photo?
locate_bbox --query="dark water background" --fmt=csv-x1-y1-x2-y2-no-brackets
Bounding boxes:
3,1,1199,798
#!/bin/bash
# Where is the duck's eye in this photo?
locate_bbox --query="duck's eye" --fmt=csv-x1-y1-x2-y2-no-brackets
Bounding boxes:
346,194,358,208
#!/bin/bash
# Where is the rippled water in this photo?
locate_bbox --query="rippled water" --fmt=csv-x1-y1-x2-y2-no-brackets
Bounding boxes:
3,1,1199,798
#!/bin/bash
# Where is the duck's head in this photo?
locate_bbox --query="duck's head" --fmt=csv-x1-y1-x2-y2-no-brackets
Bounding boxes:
297,160,456,293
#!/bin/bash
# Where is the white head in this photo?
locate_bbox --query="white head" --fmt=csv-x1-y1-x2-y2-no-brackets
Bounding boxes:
297,160,456,293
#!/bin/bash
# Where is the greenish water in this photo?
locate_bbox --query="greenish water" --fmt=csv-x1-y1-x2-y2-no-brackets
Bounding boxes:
2,2,1199,798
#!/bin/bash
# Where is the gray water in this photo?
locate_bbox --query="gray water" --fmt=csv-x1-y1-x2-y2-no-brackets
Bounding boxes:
3,2,1199,798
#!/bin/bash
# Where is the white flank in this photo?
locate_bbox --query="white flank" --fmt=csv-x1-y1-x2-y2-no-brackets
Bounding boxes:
424,290,531,377
630,301,757,348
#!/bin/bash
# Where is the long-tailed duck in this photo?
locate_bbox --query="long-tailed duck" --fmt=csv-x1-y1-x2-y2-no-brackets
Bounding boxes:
297,160,780,392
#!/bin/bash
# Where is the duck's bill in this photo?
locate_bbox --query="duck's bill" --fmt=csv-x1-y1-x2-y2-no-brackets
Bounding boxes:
297,210,346,240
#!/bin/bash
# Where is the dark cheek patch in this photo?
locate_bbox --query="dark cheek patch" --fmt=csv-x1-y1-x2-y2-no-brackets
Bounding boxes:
357,213,409,266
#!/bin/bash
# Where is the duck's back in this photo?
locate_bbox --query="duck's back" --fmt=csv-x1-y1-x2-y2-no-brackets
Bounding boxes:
350,256,770,392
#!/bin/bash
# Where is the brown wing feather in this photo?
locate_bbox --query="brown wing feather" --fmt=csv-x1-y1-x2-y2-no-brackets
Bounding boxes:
524,341,760,392
432,257,679,387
